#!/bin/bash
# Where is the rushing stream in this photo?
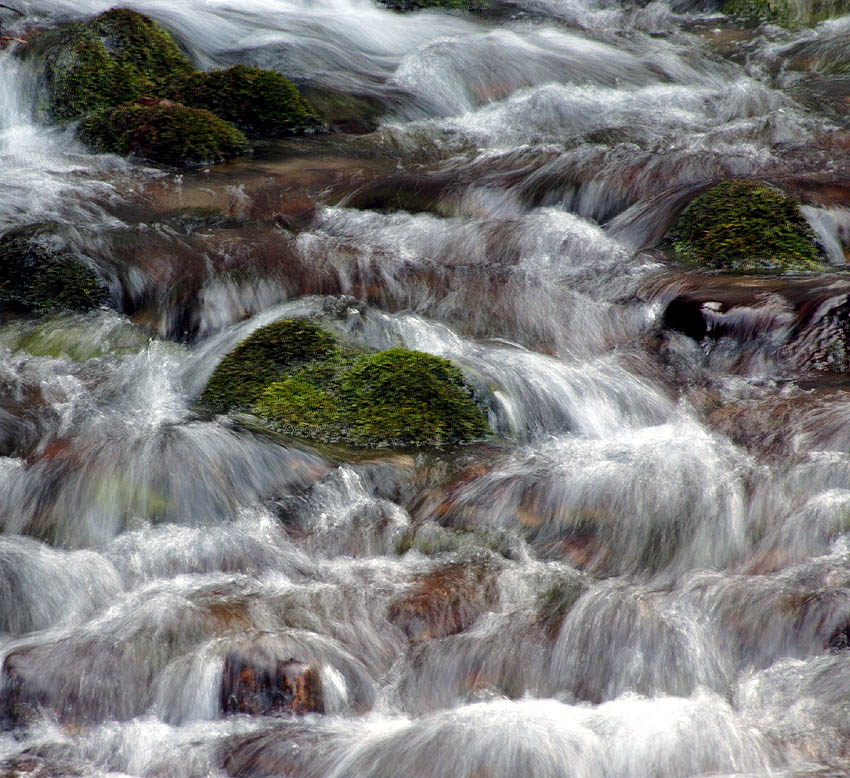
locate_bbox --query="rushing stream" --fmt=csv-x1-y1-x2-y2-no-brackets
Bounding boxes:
3,0,850,776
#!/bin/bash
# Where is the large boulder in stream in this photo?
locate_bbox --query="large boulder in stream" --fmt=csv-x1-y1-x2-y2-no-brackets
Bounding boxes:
668,179,822,273
30,7,194,122
199,319,489,447
0,225,110,314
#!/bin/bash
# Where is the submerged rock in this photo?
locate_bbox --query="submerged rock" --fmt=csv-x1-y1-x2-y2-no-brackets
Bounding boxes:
200,319,489,447
221,651,322,716
668,179,822,273
387,552,504,642
163,65,321,137
0,225,110,314
78,99,248,166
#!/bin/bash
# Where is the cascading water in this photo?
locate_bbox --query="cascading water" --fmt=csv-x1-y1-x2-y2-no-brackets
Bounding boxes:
3,0,850,776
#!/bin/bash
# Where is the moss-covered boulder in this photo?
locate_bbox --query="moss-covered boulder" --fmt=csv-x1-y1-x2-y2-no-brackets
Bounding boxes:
721,0,850,26
27,8,320,162
163,65,321,137
200,319,489,447
378,0,488,10
668,179,822,273
78,99,248,166
33,8,193,121
0,226,110,314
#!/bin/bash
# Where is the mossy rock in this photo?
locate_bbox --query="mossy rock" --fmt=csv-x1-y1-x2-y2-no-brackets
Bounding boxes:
721,0,850,25
377,0,488,10
0,313,149,361
669,179,822,273
33,8,193,121
200,319,489,447
78,99,248,166
163,65,321,137
0,226,110,314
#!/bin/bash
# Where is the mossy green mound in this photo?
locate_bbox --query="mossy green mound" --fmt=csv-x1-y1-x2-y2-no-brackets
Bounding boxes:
200,319,489,447
378,0,488,10
0,226,110,314
29,8,320,165
78,100,248,166
721,0,850,26
163,65,321,137
669,179,822,273
36,8,193,121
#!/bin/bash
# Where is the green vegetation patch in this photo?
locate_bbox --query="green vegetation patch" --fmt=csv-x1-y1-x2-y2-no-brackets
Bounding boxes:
200,319,489,447
163,65,322,137
78,100,248,166
377,0,488,10
29,9,320,165
721,0,850,26
669,179,822,273
0,226,110,314
36,8,193,121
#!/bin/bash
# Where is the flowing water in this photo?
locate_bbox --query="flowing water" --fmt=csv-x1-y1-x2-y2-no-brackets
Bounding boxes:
2,0,850,775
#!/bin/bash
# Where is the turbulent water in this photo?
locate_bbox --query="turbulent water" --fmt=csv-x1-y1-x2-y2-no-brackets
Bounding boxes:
2,0,850,776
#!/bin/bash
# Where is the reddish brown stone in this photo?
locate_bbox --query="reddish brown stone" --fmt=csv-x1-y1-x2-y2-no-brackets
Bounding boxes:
220,652,322,716
387,555,501,643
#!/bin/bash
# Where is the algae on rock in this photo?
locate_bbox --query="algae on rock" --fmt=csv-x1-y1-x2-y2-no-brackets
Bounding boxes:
34,8,193,121
0,226,110,314
669,179,822,273
78,100,248,166
28,7,319,165
721,0,850,26
200,319,489,447
163,65,322,137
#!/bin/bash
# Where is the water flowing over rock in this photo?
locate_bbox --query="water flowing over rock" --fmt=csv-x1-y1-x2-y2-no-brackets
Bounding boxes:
4,0,850,776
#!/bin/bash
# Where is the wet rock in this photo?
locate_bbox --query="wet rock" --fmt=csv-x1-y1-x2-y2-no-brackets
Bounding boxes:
78,99,248,167
221,724,331,778
722,0,850,26
200,318,490,447
0,755,83,778
221,651,322,716
0,225,110,315
26,8,193,122
667,179,822,273
387,552,503,642
163,65,321,137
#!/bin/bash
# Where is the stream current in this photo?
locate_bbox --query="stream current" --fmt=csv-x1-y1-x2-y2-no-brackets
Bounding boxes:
3,0,850,776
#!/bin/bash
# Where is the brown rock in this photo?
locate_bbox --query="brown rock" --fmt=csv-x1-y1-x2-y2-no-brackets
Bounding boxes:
220,651,322,716
387,553,502,642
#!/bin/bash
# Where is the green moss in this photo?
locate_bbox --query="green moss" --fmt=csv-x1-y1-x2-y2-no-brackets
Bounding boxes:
340,349,490,445
200,319,340,414
669,179,822,273
253,377,342,434
0,314,149,361
35,8,193,121
721,0,850,25
85,8,193,88
78,100,248,166
721,0,792,24
377,0,488,10
200,319,489,447
163,65,321,137
0,226,110,314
